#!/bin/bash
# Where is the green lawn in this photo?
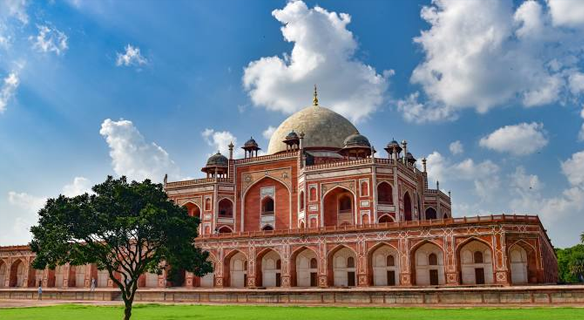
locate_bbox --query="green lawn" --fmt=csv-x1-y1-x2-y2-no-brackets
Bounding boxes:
0,304,583,320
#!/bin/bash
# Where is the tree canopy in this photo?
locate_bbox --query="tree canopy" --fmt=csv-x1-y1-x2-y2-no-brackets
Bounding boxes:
30,176,212,320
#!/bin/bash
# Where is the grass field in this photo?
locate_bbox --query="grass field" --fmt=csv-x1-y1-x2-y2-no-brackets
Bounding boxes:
0,304,583,320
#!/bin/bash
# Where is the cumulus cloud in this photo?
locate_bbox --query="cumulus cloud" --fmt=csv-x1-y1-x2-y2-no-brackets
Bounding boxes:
202,128,242,157
509,152,584,233
0,0,29,24
61,176,93,197
449,140,463,155
400,0,584,125
262,126,276,140
30,24,68,55
243,0,390,123
548,0,584,27
100,118,179,182
426,151,499,200
0,72,19,113
562,150,584,186
116,44,148,67
479,122,548,156
3,176,91,245
579,107,584,142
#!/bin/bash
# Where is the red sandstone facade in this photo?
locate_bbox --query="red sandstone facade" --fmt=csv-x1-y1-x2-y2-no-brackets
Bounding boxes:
0,96,558,290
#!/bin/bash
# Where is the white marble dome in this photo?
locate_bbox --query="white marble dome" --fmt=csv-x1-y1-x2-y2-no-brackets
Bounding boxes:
267,105,358,154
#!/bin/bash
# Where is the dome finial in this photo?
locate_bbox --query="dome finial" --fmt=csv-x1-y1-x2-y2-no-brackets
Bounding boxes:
313,84,319,106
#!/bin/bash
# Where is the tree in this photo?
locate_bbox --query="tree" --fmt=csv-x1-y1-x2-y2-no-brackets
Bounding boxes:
30,176,212,320
556,244,584,283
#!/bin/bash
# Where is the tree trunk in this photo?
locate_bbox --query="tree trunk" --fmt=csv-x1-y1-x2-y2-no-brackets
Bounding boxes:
123,297,133,320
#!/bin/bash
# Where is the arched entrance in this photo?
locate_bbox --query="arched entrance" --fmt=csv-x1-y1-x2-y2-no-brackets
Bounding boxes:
243,177,290,231
403,192,412,221
328,246,357,287
425,207,437,220
0,261,7,287
256,250,281,288
184,202,201,218
199,258,216,288
145,272,159,288
509,242,538,284
459,240,494,285
218,198,233,218
369,244,400,286
293,248,318,287
377,182,393,204
228,252,247,288
73,265,86,287
97,269,109,287
9,259,26,287
413,242,445,285
54,265,65,288
323,187,355,227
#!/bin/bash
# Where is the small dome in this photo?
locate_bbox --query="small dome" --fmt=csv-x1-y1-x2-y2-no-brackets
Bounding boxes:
244,137,258,147
385,139,402,153
343,132,371,148
405,152,416,164
285,130,299,141
206,152,228,167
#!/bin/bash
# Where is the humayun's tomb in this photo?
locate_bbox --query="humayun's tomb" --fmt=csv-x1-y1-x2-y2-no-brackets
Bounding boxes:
1,89,572,305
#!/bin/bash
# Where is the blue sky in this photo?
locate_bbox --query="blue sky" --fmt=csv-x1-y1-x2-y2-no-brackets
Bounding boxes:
1,0,584,248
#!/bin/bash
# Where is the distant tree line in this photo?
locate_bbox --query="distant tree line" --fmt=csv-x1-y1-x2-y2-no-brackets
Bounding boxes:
556,232,584,283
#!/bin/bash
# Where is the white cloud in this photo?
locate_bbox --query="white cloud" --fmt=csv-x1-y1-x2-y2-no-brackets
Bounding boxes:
426,151,499,201
0,72,19,113
0,0,29,24
401,0,584,122
202,128,242,157
548,0,584,27
242,0,390,123
61,176,92,197
3,176,91,245
30,24,68,55
449,140,463,155
579,108,584,141
116,44,148,67
262,126,276,140
397,92,456,123
509,153,584,228
479,122,548,156
100,118,179,182
561,150,584,186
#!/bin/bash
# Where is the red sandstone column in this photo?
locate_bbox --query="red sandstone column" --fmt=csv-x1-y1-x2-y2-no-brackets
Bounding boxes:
494,229,511,286
444,232,460,285
399,238,412,286
357,240,368,287
281,245,291,288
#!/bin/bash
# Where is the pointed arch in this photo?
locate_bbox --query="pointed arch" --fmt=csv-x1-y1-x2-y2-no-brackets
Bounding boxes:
377,181,393,205
242,176,291,232
224,250,248,288
327,245,358,287
367,242,400,286
378,214,394,223
218,198,234,218
508,240,539,284
456,238,494,285
410,240,445,286
0,260,7,288
425,207,437,220
322,186,356,227
182,202,201,218
403,192,412,221
9,259,25,288
290,246,319,287
255,248,282,288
